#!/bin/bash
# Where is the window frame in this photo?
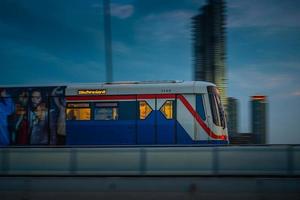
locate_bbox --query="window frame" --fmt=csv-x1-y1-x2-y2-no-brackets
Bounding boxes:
207,86,226,128
66,102,91,121
93,102,119,121
196,94,206,121
139,100,153,120
159,100,174,120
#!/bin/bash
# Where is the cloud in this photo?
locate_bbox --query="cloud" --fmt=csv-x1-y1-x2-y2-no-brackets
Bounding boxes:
0,39,105,85
228,63,300,101
136,10,195,42
227,0,300,28
0,0,105,58
91,3,101,8
111,3,134,19
292,91,300,96
112,41,131,55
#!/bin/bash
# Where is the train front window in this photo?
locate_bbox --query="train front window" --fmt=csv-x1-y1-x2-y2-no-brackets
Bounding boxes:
207,86,226,128
94,102,118,120
215,92,226,128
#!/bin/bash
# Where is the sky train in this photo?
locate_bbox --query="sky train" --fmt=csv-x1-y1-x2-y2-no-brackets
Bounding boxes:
0,81,228,145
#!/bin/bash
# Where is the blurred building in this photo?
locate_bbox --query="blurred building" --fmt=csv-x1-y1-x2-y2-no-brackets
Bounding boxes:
227,97,238,136
192,0,228,107
251,95,268,144
229,133,256,145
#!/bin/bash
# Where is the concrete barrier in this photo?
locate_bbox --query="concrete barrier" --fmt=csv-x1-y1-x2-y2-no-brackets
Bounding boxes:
0,145,299,176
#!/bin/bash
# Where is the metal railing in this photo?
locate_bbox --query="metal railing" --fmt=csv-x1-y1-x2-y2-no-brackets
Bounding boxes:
1,145,299,176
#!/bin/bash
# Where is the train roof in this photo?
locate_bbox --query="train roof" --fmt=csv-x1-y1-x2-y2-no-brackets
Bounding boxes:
66,81,215,95
1,81,215,95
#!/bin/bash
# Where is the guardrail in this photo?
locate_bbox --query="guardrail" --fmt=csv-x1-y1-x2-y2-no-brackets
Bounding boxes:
1,145,299,176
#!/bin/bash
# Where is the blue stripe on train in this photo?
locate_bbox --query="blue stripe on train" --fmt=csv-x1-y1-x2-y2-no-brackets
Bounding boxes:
66,120,136,145
66,111,228,145
137,110,155,144
156,111,176,144
136,110,176,144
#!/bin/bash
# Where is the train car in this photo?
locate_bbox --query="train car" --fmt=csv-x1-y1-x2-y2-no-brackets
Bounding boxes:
65,81,228,145
0,81,228,146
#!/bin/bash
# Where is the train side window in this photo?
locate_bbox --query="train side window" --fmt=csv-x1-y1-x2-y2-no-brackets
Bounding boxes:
118,101,137,120
94,102,118,120
66,103,91,120
160,100,173,119
139,101,152,120
196,95,206,121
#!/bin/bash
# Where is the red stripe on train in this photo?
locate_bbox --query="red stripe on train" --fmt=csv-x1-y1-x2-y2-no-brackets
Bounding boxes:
137,94,175,99
177,95,227,140
66,94,227,140
66,94,175,101
66,95,136,101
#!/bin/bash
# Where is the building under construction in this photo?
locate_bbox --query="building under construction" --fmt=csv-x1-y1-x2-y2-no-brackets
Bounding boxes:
192,0,227,107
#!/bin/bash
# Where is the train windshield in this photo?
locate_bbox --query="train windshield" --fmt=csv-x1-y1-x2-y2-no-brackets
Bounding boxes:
207,86,226,128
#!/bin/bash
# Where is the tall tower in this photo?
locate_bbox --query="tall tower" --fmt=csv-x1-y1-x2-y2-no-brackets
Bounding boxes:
251,95,268,144
227,97,238,135
192,0,227,107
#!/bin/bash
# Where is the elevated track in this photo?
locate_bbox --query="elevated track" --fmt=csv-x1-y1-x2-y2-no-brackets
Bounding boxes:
1,145,299,176
1,145,300,200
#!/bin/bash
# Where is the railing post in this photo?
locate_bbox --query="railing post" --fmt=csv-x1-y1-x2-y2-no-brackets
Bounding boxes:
1,149,10,175
212,147,219,175
287,145,294,176
139,148,147,175
70,148,77,175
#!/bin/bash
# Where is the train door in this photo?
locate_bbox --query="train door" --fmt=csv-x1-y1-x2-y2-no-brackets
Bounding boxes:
156,98,176,144
137,96,176,145
137,98,155,144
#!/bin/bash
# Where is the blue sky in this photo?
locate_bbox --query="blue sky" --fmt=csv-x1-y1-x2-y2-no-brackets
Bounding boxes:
1,0,300,143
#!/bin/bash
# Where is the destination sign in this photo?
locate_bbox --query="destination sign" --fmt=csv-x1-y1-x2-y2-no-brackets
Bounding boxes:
78,89,106,95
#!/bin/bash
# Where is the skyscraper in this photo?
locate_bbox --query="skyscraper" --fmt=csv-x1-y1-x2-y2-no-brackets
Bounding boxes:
192,0,227,107
227,97,238,135
251,95,268,144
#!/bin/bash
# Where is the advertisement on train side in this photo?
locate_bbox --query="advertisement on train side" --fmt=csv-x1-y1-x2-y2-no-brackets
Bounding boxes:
0,87,66,145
